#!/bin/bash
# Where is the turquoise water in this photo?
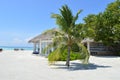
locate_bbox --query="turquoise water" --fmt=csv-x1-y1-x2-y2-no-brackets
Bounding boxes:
0,46,33,50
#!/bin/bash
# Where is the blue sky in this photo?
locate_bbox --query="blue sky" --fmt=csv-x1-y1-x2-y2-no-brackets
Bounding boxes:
0,0,115,47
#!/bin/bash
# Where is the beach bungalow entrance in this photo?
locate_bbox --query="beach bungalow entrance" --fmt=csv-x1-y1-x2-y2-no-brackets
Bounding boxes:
28,31,53,56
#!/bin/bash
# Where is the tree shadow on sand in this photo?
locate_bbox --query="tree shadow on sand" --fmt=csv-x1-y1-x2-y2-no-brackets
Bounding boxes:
51,62,111,71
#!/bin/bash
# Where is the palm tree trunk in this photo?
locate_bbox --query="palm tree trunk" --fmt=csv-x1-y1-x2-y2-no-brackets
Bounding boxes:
66,46,71,68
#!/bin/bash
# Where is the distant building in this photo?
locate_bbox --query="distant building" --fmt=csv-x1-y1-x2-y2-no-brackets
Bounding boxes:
82,40,120,56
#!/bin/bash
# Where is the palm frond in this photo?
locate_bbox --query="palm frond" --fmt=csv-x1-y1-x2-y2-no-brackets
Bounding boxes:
48,44,67,65
60,5,73,27
71,10,82,27
77,43,90,64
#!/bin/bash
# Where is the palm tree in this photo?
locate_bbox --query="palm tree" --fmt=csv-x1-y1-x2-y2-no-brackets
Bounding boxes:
52,5,82,67
44,5,90,68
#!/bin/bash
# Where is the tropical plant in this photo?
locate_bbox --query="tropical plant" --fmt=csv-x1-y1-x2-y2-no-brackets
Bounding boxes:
44,5,90,68
94,0,120,45
83,14,97,39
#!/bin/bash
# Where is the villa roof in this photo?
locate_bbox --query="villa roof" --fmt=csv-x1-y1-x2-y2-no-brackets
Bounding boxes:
29,28,93,43
28,28,57,43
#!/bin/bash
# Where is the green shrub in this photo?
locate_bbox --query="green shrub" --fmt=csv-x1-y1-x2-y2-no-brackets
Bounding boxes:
48,49,86,61
71,43,80,52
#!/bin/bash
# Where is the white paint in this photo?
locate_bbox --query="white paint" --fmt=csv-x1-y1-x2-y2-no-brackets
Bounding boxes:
39,39,42,54
87,42,90,53
34,43,37,52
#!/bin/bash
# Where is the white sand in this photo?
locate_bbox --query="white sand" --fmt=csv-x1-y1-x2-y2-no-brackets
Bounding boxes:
0,50,120,80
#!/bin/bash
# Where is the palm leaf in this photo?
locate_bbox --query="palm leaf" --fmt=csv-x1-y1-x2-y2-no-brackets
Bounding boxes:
77,43,90,64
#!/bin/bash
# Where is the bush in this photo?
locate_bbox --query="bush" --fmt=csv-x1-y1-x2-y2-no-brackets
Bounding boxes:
48,49,85,61
71,43,80,52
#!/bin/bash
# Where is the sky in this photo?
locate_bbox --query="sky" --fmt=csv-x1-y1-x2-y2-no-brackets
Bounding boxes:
0,0,115,47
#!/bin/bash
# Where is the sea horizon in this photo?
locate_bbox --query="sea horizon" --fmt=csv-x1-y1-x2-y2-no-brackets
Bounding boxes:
0,46,33,50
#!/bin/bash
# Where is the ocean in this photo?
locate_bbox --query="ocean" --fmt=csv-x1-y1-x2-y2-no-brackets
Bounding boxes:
0,46,33,50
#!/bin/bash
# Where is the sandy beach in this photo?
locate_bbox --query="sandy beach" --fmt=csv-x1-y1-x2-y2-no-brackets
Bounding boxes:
0,50,120,80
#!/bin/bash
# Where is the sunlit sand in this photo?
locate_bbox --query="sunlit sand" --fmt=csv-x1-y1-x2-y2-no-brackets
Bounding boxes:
0,50,120,80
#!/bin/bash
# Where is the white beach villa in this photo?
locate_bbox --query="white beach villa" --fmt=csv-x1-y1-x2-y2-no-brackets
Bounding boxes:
28,30,53,56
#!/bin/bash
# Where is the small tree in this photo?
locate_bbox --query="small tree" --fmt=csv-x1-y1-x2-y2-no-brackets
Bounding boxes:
95,0,120,45
44,5,90,68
